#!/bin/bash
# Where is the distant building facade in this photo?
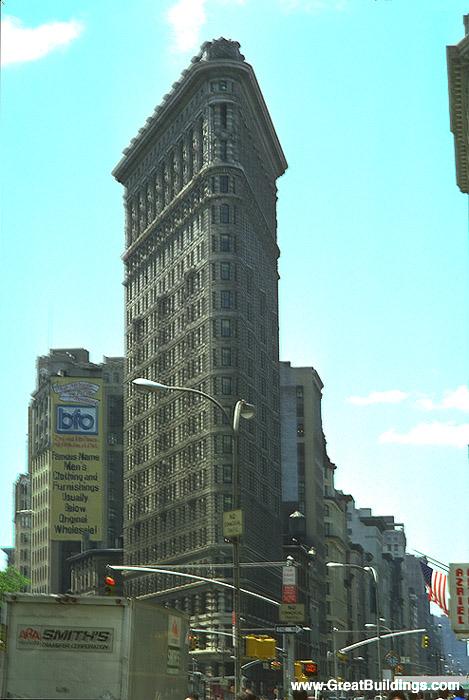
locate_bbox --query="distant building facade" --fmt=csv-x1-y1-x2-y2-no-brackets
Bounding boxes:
28,349,124,593
68,548,124,596
279,361,327,669
437,613,469,674
14,474,32,584
447,15,469,193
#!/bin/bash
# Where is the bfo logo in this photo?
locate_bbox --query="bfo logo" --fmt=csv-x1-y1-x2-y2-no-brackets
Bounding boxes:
57,405,98,435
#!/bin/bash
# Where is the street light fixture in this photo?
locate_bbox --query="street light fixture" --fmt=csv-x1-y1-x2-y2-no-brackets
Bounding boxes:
131,376,255,695
326,561,382,682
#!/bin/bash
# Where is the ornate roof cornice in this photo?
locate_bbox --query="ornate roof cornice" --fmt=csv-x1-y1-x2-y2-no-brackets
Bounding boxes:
447,31,469,194
113,38,287,184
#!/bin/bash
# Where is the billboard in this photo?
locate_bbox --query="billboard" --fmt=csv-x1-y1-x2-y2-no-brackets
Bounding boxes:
50,378,104,541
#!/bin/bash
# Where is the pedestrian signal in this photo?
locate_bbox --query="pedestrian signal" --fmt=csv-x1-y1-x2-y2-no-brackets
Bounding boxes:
294,660,318,680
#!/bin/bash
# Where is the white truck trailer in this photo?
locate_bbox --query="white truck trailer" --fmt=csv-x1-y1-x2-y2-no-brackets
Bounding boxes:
0,593,189,700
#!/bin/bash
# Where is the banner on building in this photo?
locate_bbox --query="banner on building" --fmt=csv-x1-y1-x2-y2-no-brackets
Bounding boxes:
448,563,469,638
50,378,104,541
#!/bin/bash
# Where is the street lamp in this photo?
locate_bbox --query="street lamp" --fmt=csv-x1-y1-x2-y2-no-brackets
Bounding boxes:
132,376,255,695
326,562,382,682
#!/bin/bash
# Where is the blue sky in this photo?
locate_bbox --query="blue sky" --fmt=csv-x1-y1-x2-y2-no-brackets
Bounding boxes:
1,0,468,569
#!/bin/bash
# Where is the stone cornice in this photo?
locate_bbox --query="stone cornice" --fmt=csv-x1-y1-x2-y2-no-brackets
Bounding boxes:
113,46,287,185
447,38,469,193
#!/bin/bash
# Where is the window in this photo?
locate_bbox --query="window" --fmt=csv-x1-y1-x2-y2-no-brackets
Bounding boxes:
220,175,229,193
220,140,228,160
221,377,232,395
297,424,304,437
221,347,232,367
222,435,232,453
220,234,231,252
220,103,227,129
220,204,230,224
220,290,233,309
223,465,232,483
219,80,227,91
220,262,230,280
220,319,231,337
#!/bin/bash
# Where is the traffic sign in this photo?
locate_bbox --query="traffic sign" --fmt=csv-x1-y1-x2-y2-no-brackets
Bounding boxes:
223,509,243,538
279,603,305,623
275,625,303,634
282,585,298,603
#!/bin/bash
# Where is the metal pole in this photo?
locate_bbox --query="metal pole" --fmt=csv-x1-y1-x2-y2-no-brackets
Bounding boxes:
333,628,339,680
232,412,242,695
281,632,295,699
371,570,382,683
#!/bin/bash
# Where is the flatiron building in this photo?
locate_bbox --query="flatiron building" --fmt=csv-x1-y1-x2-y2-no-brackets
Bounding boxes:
113,38,287,652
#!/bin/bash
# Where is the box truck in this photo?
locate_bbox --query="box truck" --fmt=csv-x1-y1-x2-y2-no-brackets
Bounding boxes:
0,593,189,699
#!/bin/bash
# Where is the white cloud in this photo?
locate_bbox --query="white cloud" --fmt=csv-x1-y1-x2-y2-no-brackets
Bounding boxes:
166,0,207,53
379,422,469,449
165,0,343,54
166,0,247,53
1,15,84,67
416,385,469,413
347,390,409,406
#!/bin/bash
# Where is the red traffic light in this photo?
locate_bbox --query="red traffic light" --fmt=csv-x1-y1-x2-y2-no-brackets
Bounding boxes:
304,661,318,676
104,576,116,587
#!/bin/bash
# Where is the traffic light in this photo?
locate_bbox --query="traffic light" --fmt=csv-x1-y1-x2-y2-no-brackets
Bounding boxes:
257,636,276,660
270,660,282,671
245,635,259,658
294,660,318,680
104,575,117,595
244,635,276,660
421,635,430,648
188,633,199,651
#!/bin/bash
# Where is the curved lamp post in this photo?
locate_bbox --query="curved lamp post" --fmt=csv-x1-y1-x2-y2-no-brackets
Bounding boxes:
326,562,382,683
132,377,255,695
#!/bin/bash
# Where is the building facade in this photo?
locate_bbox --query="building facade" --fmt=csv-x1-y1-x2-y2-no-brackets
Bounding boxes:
28,349,124,593
68,548,124,596
279,362,327,670
113,37,287,662
13,474,32,584
447,15,469,193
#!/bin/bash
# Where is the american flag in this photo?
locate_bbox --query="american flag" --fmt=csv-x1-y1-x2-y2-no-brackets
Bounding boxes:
420,561,449,615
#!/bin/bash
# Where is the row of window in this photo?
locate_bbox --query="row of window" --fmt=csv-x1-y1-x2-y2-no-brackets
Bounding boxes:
127,119,206,242
127,527,209,560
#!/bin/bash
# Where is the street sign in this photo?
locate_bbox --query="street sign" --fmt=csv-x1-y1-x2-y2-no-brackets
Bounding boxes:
223,509,243,538
279,603,305,623
449,563,469,638
282,585,298,603
282,565,298,604
275,625,303,634
384,650,400,668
